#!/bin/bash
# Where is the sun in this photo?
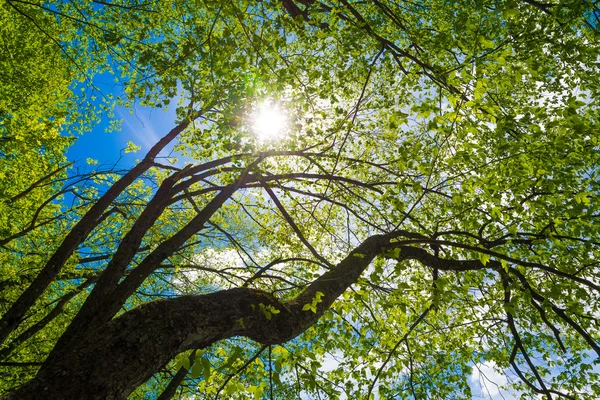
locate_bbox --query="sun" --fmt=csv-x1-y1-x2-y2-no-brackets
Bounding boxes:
253,100,287,141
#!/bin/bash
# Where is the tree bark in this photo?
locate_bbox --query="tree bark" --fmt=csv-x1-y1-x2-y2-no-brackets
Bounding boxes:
7,233,390,400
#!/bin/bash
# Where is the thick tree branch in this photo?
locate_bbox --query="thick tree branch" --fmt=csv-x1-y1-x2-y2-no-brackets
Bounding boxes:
9,232,393,399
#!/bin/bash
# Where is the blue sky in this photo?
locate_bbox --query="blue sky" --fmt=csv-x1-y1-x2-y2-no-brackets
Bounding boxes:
66,74,179,167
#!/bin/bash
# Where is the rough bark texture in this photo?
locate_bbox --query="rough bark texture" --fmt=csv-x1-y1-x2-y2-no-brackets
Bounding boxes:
6,234,389,400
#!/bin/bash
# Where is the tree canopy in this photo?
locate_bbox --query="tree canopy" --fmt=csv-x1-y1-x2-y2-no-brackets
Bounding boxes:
1,0,600,399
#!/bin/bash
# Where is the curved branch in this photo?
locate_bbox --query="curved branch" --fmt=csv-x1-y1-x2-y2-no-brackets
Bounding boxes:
10,233,393,399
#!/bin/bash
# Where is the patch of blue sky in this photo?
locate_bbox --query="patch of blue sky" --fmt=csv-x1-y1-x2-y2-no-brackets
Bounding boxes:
66,72,181,168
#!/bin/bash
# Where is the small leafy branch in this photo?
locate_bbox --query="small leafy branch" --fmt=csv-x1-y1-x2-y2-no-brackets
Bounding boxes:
256,303,280,320
302,291,324,313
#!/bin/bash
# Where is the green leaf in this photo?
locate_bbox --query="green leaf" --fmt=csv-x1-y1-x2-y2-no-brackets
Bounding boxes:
479,253,490,266
190,360,202,379
201,358,211,382
225,383,237,395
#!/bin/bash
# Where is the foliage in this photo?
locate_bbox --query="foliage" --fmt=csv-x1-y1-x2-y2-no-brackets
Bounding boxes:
0,0,72,239
1,0,600,399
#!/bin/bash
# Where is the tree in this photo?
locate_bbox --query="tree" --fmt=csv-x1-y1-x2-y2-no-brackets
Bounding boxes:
1,0,600,399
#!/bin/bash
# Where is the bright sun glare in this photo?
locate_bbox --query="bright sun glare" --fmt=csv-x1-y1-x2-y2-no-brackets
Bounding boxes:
253,101,286,140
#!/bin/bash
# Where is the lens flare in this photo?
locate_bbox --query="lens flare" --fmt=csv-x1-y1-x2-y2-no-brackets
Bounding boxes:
253,101,286,140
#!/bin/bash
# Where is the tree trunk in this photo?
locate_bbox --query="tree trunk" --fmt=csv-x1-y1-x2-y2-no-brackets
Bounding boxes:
7,234,390,399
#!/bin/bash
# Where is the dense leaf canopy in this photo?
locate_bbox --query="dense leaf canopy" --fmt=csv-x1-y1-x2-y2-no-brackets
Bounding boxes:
1,0,599,399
